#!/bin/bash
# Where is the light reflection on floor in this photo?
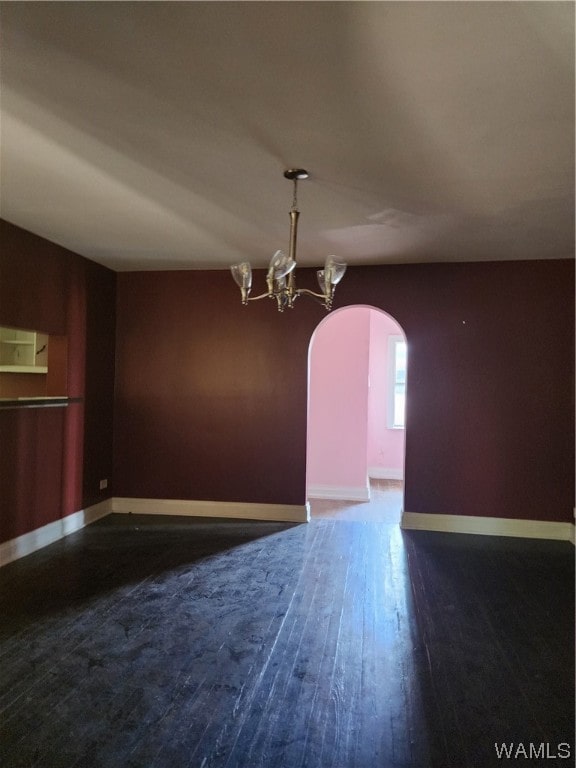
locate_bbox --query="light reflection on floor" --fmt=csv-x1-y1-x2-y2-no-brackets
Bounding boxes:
308,479,403,523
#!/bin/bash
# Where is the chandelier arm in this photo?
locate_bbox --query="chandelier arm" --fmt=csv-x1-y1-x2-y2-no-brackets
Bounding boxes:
296,290,330,310
246,291,273,302
295,288,329,300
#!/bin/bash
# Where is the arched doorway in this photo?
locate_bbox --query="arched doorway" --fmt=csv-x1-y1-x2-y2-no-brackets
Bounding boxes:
306,305,407,521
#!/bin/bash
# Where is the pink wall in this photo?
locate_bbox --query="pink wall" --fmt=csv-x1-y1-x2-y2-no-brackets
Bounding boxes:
367,310,405,478
307,306,405,499
307,307,371,499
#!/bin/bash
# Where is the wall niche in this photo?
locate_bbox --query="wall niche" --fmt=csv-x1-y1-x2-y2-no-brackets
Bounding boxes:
0,326,68,399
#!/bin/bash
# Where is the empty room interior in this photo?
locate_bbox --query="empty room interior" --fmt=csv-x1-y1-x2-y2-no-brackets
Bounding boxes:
0,3,574,767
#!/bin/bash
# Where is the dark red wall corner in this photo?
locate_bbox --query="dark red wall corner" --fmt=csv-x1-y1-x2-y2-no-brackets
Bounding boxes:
0,220,116,542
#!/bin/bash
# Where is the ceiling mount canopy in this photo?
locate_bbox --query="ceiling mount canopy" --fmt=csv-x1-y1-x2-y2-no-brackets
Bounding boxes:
283,168,310,181
231,169,346,312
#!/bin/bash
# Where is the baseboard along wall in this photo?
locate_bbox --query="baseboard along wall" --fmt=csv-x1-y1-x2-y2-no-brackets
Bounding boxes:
0,498,309,566
306,484,370,502
0,499,112,567
401,510,574,542
111,497,309,523
2,500,573,567
368,467,404,481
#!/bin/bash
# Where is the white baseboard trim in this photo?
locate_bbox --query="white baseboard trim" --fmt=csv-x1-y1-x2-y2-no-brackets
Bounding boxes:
368,467,403,481
306,484,370,502
0,499,112,567
2,501,570,567
401,511,574,542
111,497,309,523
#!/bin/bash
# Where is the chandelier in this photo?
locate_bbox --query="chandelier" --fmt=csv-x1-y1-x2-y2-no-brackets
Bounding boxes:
231,169,347,312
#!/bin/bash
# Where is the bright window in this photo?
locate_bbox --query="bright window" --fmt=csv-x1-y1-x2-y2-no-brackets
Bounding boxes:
388,336,407,429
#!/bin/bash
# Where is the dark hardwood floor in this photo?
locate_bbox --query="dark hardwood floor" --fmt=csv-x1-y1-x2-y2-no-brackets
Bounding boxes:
0,495,573,767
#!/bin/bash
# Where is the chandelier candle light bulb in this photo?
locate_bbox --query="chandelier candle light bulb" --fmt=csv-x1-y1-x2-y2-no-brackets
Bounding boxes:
231,169,347,312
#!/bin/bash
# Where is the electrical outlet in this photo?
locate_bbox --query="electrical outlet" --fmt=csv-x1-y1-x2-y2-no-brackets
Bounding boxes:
99,479,108,490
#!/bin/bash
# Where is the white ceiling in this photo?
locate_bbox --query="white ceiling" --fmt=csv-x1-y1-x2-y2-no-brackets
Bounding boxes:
1,2,574,271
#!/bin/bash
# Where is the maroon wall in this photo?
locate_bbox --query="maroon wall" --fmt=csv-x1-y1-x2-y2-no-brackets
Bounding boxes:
113,271,311,506
115,260,574,523
0,407,65,541
0,220,116,543
1,218,572,544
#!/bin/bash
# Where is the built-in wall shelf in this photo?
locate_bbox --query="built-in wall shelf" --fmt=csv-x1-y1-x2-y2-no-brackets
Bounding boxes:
0,327,49,373
0,397,80,410
0,365,48,373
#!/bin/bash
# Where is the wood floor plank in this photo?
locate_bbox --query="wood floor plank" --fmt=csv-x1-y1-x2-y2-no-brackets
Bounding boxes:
0,514,573,768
